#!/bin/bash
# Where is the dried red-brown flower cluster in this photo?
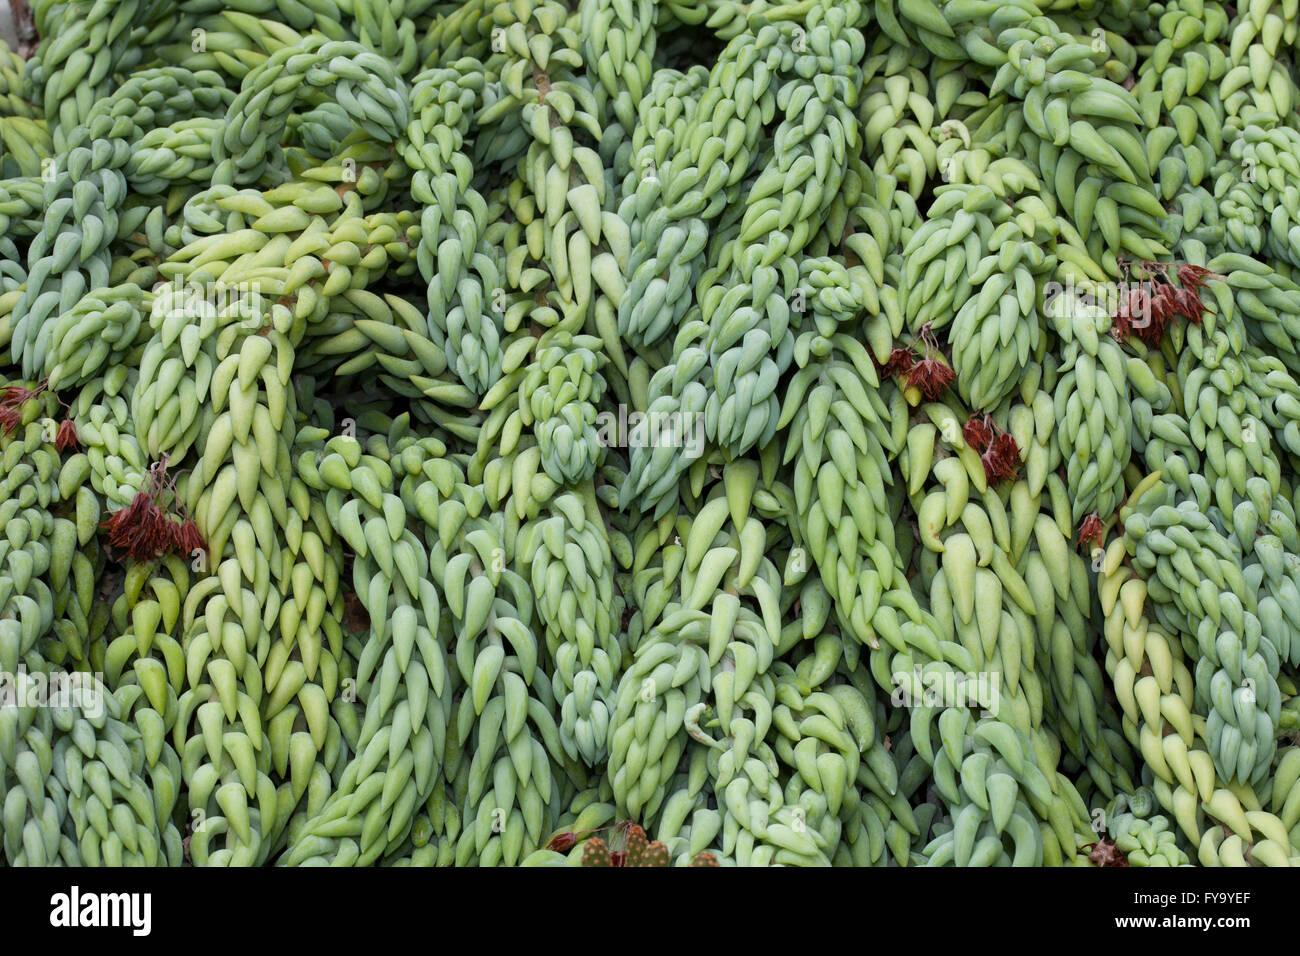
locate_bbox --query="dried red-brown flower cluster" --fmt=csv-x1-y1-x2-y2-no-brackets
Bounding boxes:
1110,261,1220,345
0,378,78,450
1077,513,1105,553
883,347,915,377
1,384,41,407
54,417,79,452
1176,263,1216,294
982,434,1020,482
964,414,1020,483
883,327,956,401
962,415,992,450
545,831,578,853
907,358,956,400
0,381,45,437
1085,838,1129,867
101,456,204,562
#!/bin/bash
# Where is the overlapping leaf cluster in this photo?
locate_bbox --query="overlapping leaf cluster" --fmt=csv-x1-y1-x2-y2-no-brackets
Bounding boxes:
4,0,1300,867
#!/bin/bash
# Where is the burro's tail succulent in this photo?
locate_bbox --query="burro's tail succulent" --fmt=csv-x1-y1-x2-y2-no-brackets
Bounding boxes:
6,0,1300,871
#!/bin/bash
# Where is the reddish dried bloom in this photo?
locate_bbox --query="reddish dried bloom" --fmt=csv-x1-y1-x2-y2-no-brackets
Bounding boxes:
146,513,177,556
883,347,915,377
101,460,201,562
1110,301,1131,340
1114,265,1216,343
906,358,955,400
1112,286,1162,342
545,832,578,853
1112,286,1158,343
102,492,161,559
1176,263,1217,294
122,515,165,558
171,519,205,555
104,490,149,530
1087,838,1129,867
989,431,1020,465
0,406,20,436
980,451,1014,483
1168,286,1205,324
963,415,993,451
1140,312,1171,346
1077,513,1104,552
980,432,1020,483
54,418,78,453
122,513,161,559
609,850,628,867
0,385,39,408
